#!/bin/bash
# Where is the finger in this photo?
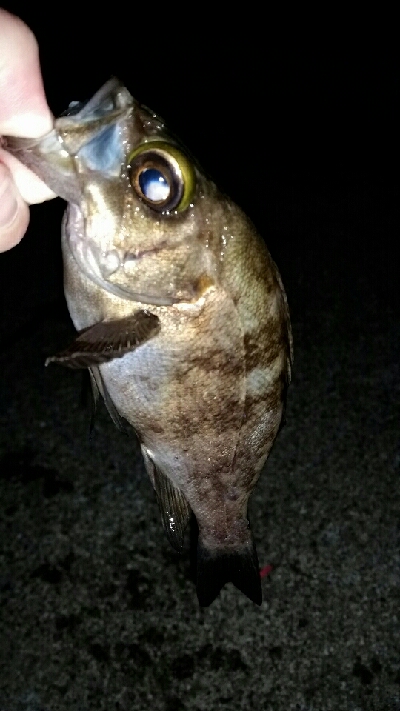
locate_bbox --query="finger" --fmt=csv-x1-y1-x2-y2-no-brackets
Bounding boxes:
0,161,30,252
0,9,53,137
0,9,55,210
0,148,54,203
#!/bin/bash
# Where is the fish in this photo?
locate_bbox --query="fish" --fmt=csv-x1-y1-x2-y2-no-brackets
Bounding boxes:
4,79,293,606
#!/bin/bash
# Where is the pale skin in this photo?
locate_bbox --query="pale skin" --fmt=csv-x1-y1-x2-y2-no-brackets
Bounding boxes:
0,8,54,252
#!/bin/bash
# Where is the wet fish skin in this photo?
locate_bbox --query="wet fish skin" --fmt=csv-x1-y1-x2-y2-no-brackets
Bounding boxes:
4,79,292,606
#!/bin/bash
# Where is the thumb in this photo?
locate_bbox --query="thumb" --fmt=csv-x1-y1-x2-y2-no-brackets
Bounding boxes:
0,9,54,251
0,9,52,137
0,161,29,251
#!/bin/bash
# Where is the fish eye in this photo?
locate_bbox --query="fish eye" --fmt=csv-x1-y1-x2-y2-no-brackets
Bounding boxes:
128,141,195,213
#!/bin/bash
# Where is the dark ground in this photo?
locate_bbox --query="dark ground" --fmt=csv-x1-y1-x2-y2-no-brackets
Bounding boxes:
0,8,399,710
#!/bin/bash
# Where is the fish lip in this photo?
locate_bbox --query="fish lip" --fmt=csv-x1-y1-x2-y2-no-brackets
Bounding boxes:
63,205,177,307
69,78,122,120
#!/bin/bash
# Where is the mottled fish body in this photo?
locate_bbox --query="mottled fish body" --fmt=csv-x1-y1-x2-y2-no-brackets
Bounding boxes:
4,80,292,605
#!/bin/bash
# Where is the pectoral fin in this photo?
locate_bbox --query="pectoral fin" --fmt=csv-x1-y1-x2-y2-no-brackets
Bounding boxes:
142,448,191,552
46,311,160,369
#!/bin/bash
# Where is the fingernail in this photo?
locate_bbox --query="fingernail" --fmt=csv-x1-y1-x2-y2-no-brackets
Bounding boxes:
0,172,19,228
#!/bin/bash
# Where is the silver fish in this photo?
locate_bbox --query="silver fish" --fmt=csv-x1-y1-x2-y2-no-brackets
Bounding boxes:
4,79,292,606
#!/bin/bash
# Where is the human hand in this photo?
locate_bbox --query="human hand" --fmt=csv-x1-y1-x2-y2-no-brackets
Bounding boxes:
0,8,54,252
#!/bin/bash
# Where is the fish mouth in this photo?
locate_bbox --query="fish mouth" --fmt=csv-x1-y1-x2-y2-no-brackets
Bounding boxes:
63,204,176,307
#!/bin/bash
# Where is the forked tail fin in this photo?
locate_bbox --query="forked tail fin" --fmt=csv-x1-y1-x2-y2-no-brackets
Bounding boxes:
196,536,262,607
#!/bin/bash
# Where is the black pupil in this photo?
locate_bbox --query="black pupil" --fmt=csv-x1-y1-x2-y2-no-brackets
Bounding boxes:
138,167,170,202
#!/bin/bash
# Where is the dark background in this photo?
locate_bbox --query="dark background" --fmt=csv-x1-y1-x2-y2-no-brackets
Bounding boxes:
0,6,399,710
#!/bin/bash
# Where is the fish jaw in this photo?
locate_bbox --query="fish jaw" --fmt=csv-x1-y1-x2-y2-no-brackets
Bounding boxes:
62,204,179,307
3,78,135,205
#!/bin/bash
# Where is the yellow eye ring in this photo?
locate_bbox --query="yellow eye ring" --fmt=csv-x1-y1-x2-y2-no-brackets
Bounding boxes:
128,141,195,213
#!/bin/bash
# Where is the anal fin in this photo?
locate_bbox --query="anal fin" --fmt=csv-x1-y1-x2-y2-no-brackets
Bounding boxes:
142,449,191,553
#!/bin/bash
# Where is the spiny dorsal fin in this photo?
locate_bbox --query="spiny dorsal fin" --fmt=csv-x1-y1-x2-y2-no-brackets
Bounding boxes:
46,311,160,369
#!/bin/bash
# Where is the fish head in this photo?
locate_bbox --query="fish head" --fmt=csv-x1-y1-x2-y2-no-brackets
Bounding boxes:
5,78,222,306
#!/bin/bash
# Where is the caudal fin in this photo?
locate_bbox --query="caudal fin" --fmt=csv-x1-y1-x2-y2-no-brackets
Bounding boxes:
196,538,262,607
